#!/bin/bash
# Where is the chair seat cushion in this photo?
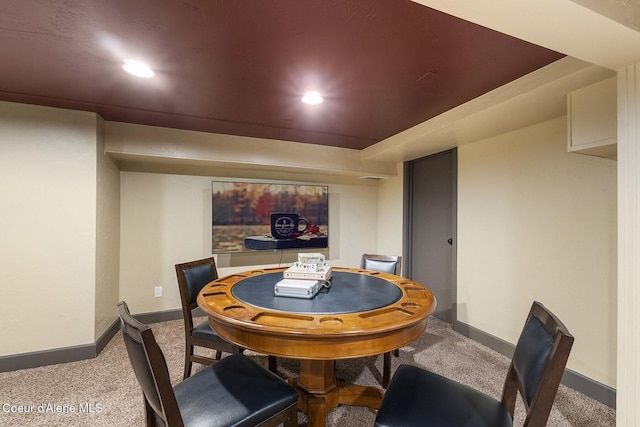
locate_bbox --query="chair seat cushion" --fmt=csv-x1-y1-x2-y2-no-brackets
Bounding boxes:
192,320,227,342
174,354,297,427
375,364,512,427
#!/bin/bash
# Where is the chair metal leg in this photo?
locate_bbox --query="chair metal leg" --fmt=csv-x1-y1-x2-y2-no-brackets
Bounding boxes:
383,352,391,388
183,344,193,380
268,355,277,373
283,404,298,427
144,397,156,426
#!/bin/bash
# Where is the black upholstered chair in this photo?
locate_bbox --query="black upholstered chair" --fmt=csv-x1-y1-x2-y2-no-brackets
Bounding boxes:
375,301,574,427
361,253,402,276
175,257,241,379
117,301,298,427
360,253,402,387
176,257,276,379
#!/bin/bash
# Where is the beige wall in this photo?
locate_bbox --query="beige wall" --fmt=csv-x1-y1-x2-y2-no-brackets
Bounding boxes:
0,102,99,355
0,100,616,393
457,116,617,387
95,117,121,338
376,163,405,265
119,172,382,314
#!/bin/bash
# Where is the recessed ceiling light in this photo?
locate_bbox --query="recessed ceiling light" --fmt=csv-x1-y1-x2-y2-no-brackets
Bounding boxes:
122,59,155,78
301,91,323,105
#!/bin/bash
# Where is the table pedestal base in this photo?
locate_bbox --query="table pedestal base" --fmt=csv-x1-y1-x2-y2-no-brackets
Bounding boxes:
294,359,383,427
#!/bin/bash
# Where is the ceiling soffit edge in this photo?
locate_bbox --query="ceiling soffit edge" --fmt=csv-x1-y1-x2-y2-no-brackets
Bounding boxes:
412,0,640,69
361,57,615,163
105,121,398,179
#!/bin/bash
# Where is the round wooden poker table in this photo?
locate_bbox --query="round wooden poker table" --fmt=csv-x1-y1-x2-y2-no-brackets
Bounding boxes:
197,267,436,427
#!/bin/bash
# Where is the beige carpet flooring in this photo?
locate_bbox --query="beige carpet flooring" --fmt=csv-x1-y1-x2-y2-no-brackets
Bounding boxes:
0,316,615,426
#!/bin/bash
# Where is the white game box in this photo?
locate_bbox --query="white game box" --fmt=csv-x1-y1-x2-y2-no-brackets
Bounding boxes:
274,278,323,299
283,263,332,281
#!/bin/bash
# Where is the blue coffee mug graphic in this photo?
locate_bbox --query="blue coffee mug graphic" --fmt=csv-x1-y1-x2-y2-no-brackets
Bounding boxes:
270,213,309,239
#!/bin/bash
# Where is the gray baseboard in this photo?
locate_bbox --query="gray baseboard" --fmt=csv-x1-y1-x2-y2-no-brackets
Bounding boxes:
2,309,617,410
96,318,120,355
135,307,185,324
452,319,616,409
0,308,188,373
0,318,120,373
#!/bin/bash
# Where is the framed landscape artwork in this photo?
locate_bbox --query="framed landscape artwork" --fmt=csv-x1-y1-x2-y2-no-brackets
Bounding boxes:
212,181,329,253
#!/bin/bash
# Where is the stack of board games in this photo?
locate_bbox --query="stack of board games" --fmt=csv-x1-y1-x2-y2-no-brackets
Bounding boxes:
274,253,332,299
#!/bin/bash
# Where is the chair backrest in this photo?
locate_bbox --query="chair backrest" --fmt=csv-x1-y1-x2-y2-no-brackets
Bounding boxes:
175,257,218,312
501,301,574,427
117,301,183,427
361,253,402,276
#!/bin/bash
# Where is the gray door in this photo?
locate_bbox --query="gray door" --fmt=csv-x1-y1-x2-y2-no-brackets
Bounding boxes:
404,149,456,322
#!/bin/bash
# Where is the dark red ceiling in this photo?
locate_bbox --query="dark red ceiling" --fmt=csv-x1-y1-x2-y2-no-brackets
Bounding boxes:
0,1,563,150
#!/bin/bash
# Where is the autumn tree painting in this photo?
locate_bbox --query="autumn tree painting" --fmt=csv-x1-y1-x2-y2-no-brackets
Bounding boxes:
212,182,328,252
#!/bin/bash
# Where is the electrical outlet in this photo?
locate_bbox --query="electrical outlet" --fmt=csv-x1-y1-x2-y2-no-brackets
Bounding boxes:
154,286,162,297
